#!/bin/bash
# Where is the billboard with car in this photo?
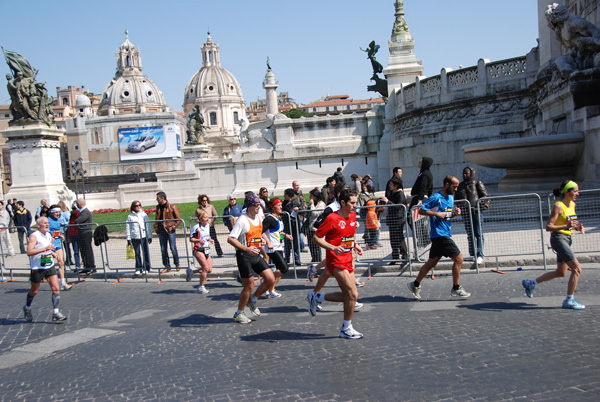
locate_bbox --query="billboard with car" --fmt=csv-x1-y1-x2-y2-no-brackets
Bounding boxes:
118,125,181,161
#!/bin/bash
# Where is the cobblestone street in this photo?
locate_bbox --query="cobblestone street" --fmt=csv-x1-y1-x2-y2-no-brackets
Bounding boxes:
1,265,599,401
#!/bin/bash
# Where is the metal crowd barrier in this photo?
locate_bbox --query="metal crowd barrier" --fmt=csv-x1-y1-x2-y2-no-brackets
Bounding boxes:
478,193,547,270
0,225,31,282
63,222,106,280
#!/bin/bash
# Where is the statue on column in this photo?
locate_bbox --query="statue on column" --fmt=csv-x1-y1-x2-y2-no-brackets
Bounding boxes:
186,105,206,144
361,40,388,98
2,46,55,126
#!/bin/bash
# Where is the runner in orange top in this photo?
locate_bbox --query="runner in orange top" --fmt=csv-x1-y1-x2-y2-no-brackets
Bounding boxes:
227,195,275,324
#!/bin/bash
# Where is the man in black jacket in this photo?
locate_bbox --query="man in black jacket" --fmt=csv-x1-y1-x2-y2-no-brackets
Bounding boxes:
381,176,408,264
385,167,404,199
409,157,434,252
14,201,32,254
455,167,489,264
74,199,96,274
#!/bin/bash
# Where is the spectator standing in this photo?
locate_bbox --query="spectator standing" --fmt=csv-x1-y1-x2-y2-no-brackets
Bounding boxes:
385,167,404,199
57,201,72,266
307,189,326,263
409,157,434,252
14,201,32,254
223,195,243,232
0,201,15,256
282,188,302,266
321,177,337,204
455,167,489,264
48,205,72,290
364,199,380,249
195,194,224,257
154,192,182,272
333,167,346,185
74,198,96,274
363,174,374,190
35,199,48,220
126,200,152,275
381,176,409,263
350,174,363,194
258,187,271,214
293,180,308,252
6,199,15,229
66,202,81,271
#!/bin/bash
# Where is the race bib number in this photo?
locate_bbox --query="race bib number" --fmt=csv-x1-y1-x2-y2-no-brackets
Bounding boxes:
249,237,262,247
52,230,61,238
40,253,53,267
340,236,354,252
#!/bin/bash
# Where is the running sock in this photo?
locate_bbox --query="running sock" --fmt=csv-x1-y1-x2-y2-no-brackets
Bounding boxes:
566,294,574,300
414,281,420,288
53,308,59,314
26,293,34,307
52,294,60,310
61,278,66,286
269,287,275,292
342,319,351,329
532,279,538,285
452,284,460,291
249,294,257,304
316,293,325,303
236,310,243,315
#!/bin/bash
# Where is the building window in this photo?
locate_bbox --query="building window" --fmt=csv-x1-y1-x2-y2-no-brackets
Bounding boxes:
62,97,69,106
334,106,338,111
326,107,330,112
368,104,372,108
347,106,351,110
313,108,316,112
210,112,217,125
94,130,101,144
4,114,9,118
233,111,239,124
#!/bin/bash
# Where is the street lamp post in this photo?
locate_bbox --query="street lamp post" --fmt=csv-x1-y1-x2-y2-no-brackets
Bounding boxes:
70,158,87,200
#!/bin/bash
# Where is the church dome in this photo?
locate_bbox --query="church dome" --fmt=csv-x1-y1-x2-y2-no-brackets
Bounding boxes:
98,31,168,115
183,34,244,107
75,94,91,107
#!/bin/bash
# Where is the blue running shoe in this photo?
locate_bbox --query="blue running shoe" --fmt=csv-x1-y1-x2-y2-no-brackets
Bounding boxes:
522,279,535,298
562,299,585,310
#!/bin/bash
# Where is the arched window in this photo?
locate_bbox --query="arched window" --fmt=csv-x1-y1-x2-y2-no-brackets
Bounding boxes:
210,112,217,126
233,111,239,124
126,56,130,67
62,97,69,106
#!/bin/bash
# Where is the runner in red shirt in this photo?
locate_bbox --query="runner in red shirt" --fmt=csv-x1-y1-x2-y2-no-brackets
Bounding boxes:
307,189,364,339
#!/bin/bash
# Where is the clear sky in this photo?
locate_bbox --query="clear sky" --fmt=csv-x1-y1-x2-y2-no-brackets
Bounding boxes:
0,0,539,111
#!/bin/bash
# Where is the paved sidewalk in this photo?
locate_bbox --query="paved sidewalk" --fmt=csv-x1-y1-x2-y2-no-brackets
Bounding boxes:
1,265,599,401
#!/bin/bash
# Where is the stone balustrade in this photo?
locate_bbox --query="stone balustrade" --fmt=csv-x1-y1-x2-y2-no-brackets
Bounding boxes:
395,55,536,114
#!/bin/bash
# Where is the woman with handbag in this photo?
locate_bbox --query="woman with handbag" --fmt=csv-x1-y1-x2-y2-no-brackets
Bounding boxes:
126,201,152,275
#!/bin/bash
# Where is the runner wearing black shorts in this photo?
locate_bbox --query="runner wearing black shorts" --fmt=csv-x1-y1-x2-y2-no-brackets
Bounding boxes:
228,195,275,324
407,175,471,300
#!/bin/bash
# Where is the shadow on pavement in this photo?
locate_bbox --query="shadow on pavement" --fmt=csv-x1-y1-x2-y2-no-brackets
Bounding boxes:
457,302,558,311
240,330,331,342
168,313,231,327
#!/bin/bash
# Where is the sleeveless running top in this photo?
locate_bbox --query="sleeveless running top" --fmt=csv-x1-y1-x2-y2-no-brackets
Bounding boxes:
30,231,55,270
555,200,577,236
263,214,284,253
245,215,263,248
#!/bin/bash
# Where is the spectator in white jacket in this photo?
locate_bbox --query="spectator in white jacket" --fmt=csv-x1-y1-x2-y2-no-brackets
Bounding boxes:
126,201,152,275
0,200,15,256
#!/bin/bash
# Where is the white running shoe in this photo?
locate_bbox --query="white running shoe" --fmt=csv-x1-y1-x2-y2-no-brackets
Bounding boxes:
61,283,72,291
476,257,484,264
354,302,364,311
197,285,209,294
306,291,318,316
562,299,585,310
266,290,282,298
407,282,421,300
234,311,251,324
339,325,363,339
450,286,471,298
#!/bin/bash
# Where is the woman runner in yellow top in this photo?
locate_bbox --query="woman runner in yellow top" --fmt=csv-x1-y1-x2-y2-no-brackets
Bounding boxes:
522,180,585,309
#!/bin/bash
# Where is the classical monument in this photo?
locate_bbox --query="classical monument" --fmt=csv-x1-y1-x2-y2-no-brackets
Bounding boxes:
3,1,598,209
380,0,600,193
1,47,74,207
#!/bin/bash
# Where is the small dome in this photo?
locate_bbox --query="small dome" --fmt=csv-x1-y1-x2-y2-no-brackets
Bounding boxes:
75,94,91,107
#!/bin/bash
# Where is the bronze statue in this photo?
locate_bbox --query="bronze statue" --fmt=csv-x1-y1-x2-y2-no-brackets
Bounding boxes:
186,105,206,144
361,41,388,99
2,46,54,126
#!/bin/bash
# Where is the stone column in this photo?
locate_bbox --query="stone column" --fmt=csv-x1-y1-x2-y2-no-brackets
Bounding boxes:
1,123,74,208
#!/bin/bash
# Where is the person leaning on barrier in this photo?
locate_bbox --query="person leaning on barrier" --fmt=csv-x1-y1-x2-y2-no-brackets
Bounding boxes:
0,200,16,256
522,180,586,310
196,194,224,258
223,195,243,232
155,191,181,272
75,198,96,275
14,201,32,254
22,216,67,323
307,188,326,263
126,200,152,275
67,202,81,271
407,175,471,300
282,188,302,266
455,166,489,265
380,176,408,264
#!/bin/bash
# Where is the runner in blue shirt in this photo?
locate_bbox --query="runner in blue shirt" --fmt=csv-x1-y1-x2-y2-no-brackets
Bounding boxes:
407,175,471,300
